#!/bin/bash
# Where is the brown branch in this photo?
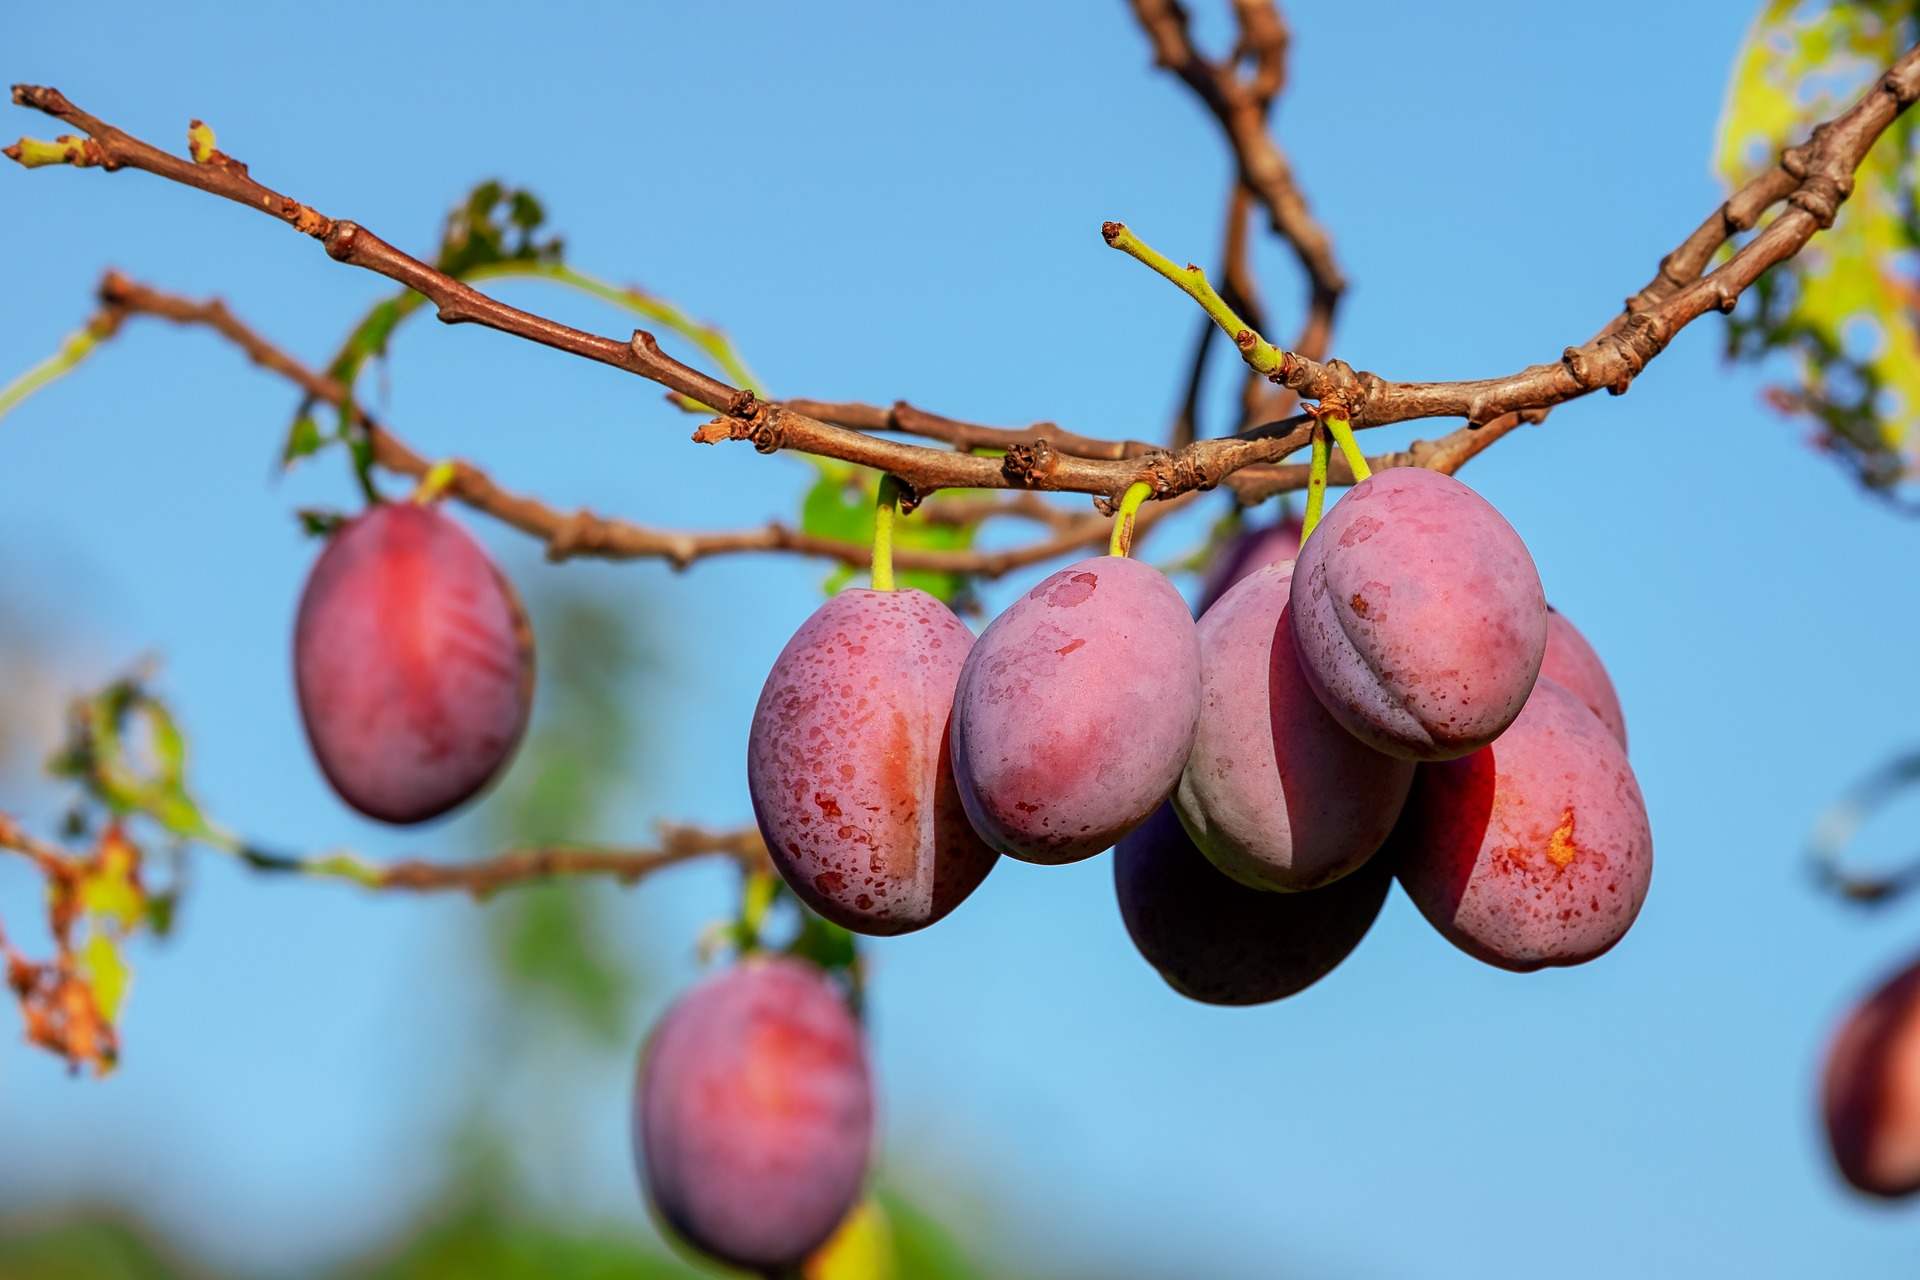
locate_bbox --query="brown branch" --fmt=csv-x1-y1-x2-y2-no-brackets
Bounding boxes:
246,824,773,899
87,273,1168,577
18,41,1912,504
4,86,1205,500
784,399,1159,462
1128,0,1344,348
1253,49,1920,429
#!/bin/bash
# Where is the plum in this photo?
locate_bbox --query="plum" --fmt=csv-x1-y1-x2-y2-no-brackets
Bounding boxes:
952,555,1201,864
1197,515,1303,615
748,587,998,935
294,502,533,824
1823,952,1920,1198
1176,561,1413,891
1392,677,1652,972
1289,467,1546,760
1115,803,1390,1005
1542,605,1627,750
635,956,873,1271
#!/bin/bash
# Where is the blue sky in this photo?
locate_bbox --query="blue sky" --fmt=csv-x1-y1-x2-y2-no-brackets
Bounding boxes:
7,1,1920,1276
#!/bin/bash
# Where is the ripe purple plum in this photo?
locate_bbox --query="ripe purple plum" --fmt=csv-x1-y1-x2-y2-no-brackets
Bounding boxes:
294,502,533,824
635,956,873,1271
748,588,998,935
952,556,1202,864
1541,605,1628,750
1177,561,1413,891
1392,677,1652,972
1197,514,1304,614
1289,467,1546,760
1823,952,1920,1198
1115,803,1390,1005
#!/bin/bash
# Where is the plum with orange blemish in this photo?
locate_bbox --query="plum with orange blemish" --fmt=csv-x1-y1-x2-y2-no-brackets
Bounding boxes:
952,555,1201,864
1177,559,1413,891
1289,467,1546,760
634,956,873,1271
294,502,534,824
748,587,998,936
1390,676,1652,971
1822,951,1920,1198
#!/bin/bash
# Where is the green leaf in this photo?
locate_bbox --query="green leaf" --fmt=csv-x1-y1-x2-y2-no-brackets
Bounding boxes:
799,463,976,604
297,508,348,538
281,412,325,466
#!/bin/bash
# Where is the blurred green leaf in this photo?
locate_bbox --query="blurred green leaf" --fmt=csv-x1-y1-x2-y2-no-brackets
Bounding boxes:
800,463,976,606
282,413,324,464
296,508,347,538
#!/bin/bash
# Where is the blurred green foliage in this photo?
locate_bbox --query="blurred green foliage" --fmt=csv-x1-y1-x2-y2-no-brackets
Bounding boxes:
479,584,654,1044
0,1184,998,1280
1717,0,1920,496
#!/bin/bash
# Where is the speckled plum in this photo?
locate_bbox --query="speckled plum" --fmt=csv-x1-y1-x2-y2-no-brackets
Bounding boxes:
1176,561,1413,891
1541,605,1628,750
952,556,1201,864
1115,803,1390,1005
1392,677,1652,972
294,502,533,824
1197,515,1303,615
1823,952,1920,1198
1289,468,1546,760
748,588,997,935
635,957,873,1271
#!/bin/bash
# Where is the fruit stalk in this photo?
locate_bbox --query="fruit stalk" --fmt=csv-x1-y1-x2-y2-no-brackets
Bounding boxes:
1108,481,1154,557
1324,417,1372,483
1301,422,1330,540
870,475,899,591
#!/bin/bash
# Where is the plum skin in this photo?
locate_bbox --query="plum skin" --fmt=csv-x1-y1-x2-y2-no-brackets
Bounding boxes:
1197,515,1303,615
1289,467,1546,761
1391,677,1652,972
748,587,998,936
1115,803,1390,1005
635,956,874,1271
1541,605,1628,750
293,502,533,824
1823,952,1920,1198
1177,560,1413,891
951,556,1202,864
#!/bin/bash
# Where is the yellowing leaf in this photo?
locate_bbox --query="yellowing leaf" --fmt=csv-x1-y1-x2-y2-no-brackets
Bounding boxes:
78,932,130,1024
79,826,144,932
805,1199,896,1280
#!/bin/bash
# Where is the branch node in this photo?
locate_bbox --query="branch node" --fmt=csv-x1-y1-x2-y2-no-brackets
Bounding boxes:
1788,173,1850,228
1002,440,1058,487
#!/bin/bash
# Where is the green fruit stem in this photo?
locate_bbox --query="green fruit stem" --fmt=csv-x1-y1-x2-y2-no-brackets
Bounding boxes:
1325,417,1372,484
1108,481,1154,557
1301,422,1331,540
871,474,900,591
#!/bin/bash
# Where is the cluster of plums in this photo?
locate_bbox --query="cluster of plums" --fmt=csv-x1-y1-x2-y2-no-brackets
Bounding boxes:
287,470,1658,1270
744,465,1651,982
